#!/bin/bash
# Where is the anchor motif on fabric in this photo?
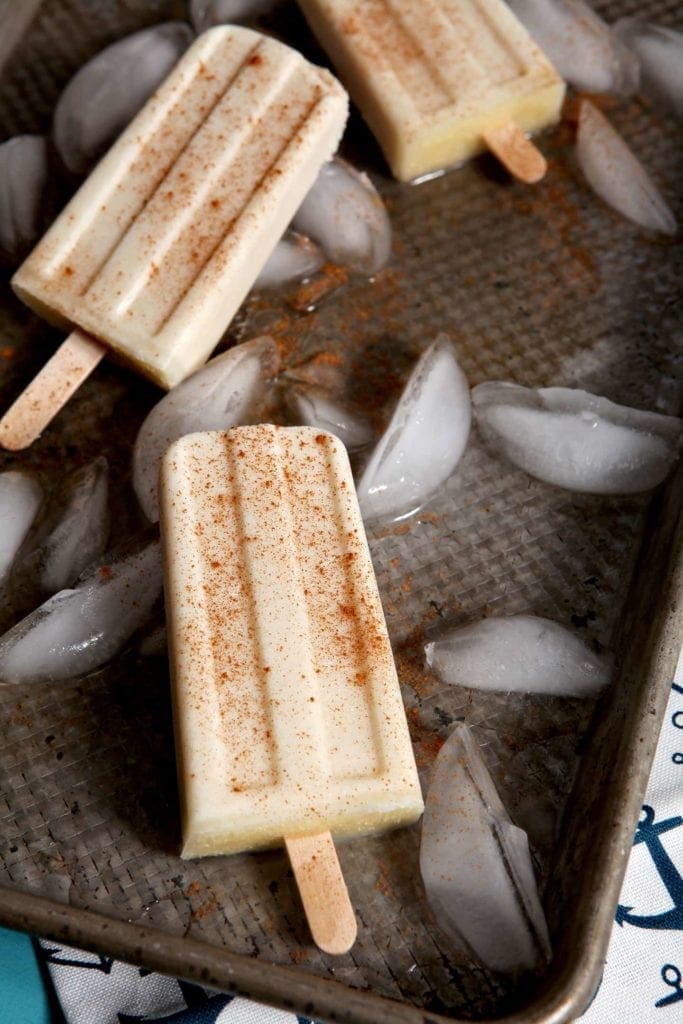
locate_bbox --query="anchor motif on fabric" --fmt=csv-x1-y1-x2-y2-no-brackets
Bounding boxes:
655,964,683,1009
41,945,115,973
616,805,683,930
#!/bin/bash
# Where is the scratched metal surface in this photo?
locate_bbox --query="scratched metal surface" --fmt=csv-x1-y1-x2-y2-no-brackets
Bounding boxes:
0,1,681,1022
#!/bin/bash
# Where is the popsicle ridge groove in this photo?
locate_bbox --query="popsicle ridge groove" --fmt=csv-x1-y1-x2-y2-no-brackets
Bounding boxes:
218,447,278,795
223,433,281,790
37,29,255,293
364,0,454,114
440,0,527,83
151,89,324,337
75,39,265,302
311,434,388,776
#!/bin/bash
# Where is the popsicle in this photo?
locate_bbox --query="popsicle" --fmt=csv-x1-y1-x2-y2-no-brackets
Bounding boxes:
159,425,424,953
297,0,566,182
0,26,348,450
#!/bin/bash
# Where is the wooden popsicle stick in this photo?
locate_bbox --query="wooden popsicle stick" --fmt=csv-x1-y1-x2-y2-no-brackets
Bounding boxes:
285,831,357,955
0,329,105,451
482,121,547,184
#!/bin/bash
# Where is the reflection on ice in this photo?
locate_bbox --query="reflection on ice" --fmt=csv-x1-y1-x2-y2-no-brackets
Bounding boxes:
0,136,49,263
284,382,373,452
473,381,682,494
133,337,280,523
53,24,193,175
613,18,683,119
509,0,639,95
425,614,612,697
0,472,43,588
576,100,676,235
292,158,392,274
357,337,471,521
0,538,162,685
254,232,324,290
420,723,551,974
12,457,110,603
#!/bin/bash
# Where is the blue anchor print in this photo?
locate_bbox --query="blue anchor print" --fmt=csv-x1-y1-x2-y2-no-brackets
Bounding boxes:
616,805,683,930
673,684,683,765
655,964,683,1009
40,944,115,973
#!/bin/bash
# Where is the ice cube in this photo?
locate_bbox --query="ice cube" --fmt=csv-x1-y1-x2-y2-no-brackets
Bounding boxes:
357,336,471,521
292,158,392,274
613,18,683,119
425,614,612,697
0,135,49,263
420,724,551,973
12,457,110,604
576,100,676,235
254,232,324,290
0,537,162,685
53,23,193,175
509,0,639,95
0,471,43,588
132,337,280,523
473,381,681,493
284,382,374,452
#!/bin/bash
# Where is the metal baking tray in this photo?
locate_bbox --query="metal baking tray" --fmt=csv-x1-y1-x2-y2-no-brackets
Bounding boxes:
0,1,681,1021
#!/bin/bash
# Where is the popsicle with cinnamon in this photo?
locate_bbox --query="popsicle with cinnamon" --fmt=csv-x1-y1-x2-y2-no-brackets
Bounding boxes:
159,425,424,953
1,26,348,450
297,0,565,182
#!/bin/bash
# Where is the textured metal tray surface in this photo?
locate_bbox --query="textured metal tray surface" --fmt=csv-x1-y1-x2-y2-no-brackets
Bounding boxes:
0,1,681,1022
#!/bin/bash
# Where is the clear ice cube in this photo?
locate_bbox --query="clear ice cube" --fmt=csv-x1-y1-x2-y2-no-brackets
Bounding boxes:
420,723,551,974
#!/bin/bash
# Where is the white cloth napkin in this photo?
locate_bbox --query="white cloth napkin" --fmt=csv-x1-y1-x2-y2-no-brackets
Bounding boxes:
39,654,683,1024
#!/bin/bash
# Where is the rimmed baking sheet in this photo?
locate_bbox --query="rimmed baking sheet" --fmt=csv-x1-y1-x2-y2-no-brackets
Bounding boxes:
0,1,681,1021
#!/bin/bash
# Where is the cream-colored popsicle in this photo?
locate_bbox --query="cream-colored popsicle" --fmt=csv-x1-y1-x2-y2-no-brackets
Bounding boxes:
159,425,424,950
1,26,347,450
297,0,565,182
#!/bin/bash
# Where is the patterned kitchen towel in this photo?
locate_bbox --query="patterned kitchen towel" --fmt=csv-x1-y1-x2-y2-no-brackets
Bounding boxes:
36,654,683,1024
36,941,318,1023
580,669,683,1021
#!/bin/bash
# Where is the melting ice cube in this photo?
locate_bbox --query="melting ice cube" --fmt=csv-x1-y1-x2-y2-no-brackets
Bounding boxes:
0,471,43,588
53,23,193,175
357,336,471,521
420,723,551,974
284,382,374,452
509,0,639,95
613,18,683,120
473,381,681,494
133,336,280,523
12,457,110,604
576,100,676,235
0,135,49,263
255,232,324,290
0,538,162,685
293,157,392,274
425,614,612,697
